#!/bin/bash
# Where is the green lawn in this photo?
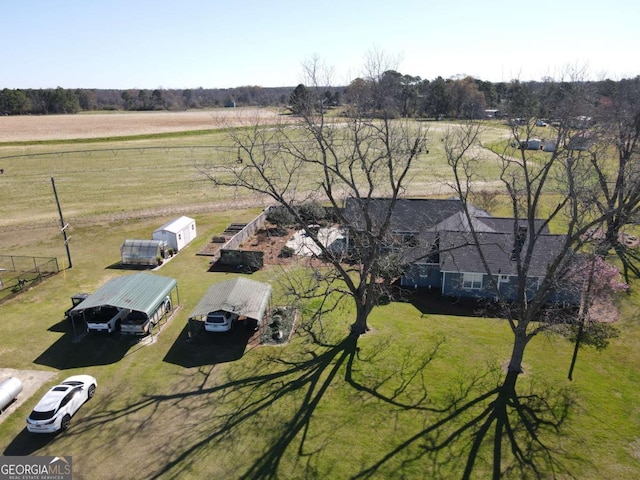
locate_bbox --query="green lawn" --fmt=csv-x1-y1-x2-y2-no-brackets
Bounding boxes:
0,120,639,479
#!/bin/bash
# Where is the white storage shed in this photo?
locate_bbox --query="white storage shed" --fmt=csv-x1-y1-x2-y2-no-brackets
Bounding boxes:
152,216,197,252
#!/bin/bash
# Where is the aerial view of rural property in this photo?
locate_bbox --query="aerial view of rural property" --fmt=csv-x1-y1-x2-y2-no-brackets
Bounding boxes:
1,2,639,479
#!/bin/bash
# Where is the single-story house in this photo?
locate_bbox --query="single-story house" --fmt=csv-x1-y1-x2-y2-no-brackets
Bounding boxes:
152,216,196,252
121,239,166,266
343,197,578,304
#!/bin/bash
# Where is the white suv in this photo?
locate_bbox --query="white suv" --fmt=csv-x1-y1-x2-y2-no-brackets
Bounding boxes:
204,310,238,333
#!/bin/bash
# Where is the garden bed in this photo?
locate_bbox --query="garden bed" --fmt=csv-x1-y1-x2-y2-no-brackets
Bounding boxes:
261,306,298,345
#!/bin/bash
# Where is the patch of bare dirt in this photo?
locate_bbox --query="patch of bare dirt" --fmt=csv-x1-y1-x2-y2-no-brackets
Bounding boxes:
244,226,298,266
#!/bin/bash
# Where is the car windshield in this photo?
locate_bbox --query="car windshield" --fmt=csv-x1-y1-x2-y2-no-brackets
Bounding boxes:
29,409,56,420
207,316,225,323
60,381,83,387
126,311,147,324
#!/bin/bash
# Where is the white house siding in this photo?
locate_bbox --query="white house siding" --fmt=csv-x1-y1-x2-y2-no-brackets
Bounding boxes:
152,216,197,252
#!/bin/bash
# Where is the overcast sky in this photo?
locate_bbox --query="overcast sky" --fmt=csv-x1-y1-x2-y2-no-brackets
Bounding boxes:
2,0,638,89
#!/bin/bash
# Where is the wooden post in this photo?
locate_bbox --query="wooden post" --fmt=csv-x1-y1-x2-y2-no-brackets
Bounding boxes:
51,177,72,269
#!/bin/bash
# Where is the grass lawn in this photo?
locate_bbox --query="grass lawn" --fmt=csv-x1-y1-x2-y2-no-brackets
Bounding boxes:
0,113,639,479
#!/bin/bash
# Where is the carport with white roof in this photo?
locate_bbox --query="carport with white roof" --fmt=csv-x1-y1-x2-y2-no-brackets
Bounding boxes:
188,277,272,337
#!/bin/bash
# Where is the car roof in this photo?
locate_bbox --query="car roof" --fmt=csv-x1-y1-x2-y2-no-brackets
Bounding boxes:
32,385,74,412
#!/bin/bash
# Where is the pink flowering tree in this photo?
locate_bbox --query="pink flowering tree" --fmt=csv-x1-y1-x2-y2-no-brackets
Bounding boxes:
566,255,628,379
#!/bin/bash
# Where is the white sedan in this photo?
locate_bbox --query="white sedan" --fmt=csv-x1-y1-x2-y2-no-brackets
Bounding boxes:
26,375,97,433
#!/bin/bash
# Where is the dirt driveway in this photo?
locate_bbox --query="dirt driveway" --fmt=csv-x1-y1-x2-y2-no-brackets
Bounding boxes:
0,368,57,424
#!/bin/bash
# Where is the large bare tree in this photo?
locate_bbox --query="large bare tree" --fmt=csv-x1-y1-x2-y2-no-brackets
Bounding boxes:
204,56,430,336
438,97,633,475
588,77,640,282
445,113,625,383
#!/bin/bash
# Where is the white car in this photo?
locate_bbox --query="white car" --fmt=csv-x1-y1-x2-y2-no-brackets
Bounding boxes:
204,310,238,333
26,375,97,433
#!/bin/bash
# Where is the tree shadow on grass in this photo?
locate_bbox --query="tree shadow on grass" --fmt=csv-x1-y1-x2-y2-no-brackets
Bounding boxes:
351,367,579,479
19,323,580,479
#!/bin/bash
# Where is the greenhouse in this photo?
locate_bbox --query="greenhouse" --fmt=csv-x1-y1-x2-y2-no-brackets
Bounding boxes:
121,239,166,266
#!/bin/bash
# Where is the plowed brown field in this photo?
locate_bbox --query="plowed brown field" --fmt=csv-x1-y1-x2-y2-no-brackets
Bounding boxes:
0,108,285,142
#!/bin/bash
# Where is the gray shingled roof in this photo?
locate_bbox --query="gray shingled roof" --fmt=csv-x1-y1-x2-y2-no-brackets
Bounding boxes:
71,273,177,316
474,217,551,234
342,197,564,277
188,277,272,323
439,231,567,276
344,198,468,232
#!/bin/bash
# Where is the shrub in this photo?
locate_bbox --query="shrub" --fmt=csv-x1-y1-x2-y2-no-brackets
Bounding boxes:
266,206,295,228
297,201,326,224
279,246,295,258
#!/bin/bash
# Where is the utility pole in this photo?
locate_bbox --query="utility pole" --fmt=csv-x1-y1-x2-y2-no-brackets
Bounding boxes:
51,177,72,269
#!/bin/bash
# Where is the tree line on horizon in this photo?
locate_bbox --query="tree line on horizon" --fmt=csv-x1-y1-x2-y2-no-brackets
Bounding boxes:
1,72,639,122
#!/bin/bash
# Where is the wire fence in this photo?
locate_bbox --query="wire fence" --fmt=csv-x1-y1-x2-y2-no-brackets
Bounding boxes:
0,255,60,303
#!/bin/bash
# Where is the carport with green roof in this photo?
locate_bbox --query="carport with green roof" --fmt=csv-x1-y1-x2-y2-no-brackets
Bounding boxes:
70,272,179,340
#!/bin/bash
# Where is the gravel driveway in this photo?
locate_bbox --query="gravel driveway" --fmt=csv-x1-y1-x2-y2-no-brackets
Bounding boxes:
0,368,57,424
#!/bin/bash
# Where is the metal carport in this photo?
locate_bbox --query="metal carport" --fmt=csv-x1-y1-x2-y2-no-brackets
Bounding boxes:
70,272,178,340
188,277,272,336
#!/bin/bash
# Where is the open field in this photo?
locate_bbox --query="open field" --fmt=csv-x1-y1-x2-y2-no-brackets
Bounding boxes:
0,111,639,479
0,112,508,250
0,108,285,142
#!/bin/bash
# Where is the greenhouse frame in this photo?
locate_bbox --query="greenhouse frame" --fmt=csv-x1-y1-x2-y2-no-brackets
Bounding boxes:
121,239,166,266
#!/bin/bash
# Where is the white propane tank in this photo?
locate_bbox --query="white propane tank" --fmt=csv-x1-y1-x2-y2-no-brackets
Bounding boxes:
0,377,23,411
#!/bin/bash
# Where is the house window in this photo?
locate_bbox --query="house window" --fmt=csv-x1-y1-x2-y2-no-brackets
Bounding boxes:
462,272,483,290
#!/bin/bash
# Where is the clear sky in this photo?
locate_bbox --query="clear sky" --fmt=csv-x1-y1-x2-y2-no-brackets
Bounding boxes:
1,0,638,89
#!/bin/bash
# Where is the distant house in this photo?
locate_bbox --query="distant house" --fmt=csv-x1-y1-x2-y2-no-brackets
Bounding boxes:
343,198,577,304
567,131,594,151
152,216,197,252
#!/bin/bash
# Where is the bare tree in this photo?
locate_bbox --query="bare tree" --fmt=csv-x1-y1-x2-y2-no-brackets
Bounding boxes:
588,77,640,283
204,55,430,336
444,114,623,386
439,104,633,476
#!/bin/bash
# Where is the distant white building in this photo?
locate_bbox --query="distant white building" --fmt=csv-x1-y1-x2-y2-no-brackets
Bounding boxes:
152,216,197,252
